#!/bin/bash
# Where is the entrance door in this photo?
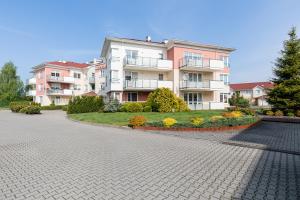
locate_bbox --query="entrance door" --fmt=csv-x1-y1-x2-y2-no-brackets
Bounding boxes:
184,93,203,110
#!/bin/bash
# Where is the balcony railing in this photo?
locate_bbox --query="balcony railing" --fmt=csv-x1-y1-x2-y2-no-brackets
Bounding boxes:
180,80,224,90
187,102,225,110
47,89,73,96
124,79,173,90
26,90,36,96
46,76,75,83
124,56,172,70
179,57,225,70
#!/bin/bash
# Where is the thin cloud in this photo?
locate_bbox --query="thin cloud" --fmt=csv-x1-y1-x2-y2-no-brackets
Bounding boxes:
0,25,33,38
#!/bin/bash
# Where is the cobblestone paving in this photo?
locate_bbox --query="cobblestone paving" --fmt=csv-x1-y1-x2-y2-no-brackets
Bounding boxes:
156,121,300,154
0,111,299,200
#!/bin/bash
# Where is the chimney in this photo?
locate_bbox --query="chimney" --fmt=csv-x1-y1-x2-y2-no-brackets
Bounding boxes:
145,36,151,42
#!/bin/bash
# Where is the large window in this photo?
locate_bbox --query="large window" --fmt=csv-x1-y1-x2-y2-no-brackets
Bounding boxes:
126,50,138,59
51,72,60,77
128,92,137,102
220,93,229,103
220,56,229,67
188,73,202,82
111,70,119,82
158,73,164,81
51,83,60,90
183,93,202,104
73,72,81,79
220,74,229,85
125,71,138,81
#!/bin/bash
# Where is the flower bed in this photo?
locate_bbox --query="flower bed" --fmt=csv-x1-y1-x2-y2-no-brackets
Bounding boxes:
129,111,260,132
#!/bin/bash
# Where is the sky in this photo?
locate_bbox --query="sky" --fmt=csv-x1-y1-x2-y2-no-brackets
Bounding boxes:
0,0,300,83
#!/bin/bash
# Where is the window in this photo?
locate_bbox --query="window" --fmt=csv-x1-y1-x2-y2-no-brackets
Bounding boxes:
111,70,119,82
125,71,138,81
51,83,60,90
128,92,137,102
158,53,163,60
55,96,61,104
185,93,202,104
126,50,138,59
220,93,229,103
158,74,164,81
256,90,261,94
220,74,229,85
74,72,81,79
74,84,81,90
184,52,201,60
51,72,60,77
188,73,202,82
220,56,229,67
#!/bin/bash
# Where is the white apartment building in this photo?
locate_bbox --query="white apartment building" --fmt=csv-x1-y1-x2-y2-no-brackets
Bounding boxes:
99,37,234,110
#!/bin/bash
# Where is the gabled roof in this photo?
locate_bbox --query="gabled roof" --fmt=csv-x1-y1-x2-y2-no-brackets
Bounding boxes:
230,82,273,90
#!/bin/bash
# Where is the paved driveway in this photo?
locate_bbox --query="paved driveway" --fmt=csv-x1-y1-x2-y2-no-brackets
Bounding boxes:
0,110,299,200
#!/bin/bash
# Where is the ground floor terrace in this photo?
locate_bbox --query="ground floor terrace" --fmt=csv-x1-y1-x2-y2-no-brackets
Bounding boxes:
111,90,229,110
0,110,299,199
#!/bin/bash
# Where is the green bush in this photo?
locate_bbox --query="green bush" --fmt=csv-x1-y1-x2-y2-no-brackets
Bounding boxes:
296,110,300,117
266,110,274,116
227,107,256,116
229,92,250,108
67,96,104,114
287,112,295,117
120,102,144,112
274,110,284,116
19,105,41,114
62,105,68,111
103,99,121,113
146,88,188,112
176,97,190,112
143,105,152,112
9,101,30,112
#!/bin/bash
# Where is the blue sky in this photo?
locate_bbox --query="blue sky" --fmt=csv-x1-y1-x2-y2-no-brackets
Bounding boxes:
0,0,300,83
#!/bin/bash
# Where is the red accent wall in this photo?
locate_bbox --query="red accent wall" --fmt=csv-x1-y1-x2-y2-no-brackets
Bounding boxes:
122,91,150,102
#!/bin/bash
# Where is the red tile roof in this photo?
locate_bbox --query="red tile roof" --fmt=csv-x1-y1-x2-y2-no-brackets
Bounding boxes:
46,61,89,68
230,82,273,90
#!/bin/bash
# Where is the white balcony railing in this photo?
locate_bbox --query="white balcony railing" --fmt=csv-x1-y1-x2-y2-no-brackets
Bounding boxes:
180,80,224,90
46,76,75,83
27,78,36,85
179,57,225,70
26,90,36,96
124,56,172,70
124,79,173,90
89,77,95,84
47,89,73,96
187,102,225,110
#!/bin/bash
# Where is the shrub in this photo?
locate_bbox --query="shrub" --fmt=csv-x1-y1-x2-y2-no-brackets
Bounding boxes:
41,105,64,110
143,105,152,112
9,101,30,112
103,99,121,113
19,105,41,114
62,105,68,111
146,88,188,112
228,92,250,108
210,115,224,122
176,97,190,112
128,116,147,127
120,102,143,112
274,110,284,116
222,111,242,118
296,110,300,117
163,117,177,127
67,96,104,114
266,110,274,116
191,117,204,126
287,112,295,117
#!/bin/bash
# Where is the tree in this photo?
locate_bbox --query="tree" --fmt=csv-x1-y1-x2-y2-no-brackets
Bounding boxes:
229,92,250,108
0,62,24,105
267,27,300,111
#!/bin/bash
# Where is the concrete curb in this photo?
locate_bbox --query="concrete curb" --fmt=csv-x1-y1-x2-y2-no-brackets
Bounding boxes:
261,116,300,123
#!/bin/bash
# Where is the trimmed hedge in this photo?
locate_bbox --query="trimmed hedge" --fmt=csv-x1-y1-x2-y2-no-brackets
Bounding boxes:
120,102,144,112
67,96,104,114
19,105,41,114
41,105,64,110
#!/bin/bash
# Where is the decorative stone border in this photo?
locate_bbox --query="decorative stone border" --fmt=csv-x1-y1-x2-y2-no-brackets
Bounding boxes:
133,120,261,132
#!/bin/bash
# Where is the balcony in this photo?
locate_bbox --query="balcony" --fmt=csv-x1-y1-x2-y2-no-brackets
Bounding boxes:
180,80,225,91
89,77,95,84
47,89,73,96
124,79,173,90
46,76,75,83
26,90,36,96
123,56,172,71
27,78,36,85
179,57,225,71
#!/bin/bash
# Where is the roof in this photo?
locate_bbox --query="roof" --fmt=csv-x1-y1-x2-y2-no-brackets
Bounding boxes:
46,61,89,68
101,36,235,57
230,82,274,90
82,91,97,96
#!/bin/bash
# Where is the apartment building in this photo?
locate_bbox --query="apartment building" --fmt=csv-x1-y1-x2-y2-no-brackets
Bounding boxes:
27,61,98,106
230,82,273,107
100,36,234,110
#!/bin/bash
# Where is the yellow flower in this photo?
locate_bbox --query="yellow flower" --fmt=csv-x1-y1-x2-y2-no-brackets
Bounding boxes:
191,117,204,126
163,117,177,127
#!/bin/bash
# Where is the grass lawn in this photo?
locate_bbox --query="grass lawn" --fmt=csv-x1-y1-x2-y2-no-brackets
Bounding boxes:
68,110,224,126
